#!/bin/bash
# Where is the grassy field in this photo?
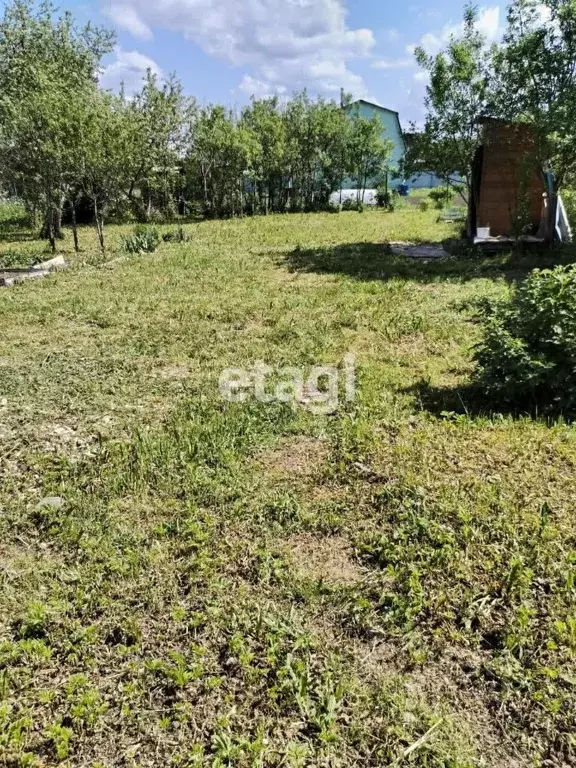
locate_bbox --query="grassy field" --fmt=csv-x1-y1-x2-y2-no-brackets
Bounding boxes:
1,209,575,767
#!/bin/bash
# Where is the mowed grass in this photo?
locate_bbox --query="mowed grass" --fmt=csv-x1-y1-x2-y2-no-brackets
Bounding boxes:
1,209,575,767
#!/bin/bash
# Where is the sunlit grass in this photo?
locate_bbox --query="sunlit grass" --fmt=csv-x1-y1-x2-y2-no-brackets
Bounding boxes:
0,209,574,767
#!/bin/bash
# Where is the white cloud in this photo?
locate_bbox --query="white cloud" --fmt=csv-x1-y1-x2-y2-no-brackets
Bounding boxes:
414,70,429,83
105,3,152,39
408,6,501,55
100,47,164,95
476,7,500,40
239,75,287,98
372,57,414,70
101,0,374,98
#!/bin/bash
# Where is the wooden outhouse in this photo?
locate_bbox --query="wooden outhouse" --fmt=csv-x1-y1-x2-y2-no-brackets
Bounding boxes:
470,119,551,242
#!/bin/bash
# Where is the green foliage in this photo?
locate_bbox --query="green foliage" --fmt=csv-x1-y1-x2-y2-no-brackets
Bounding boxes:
474,265,576,412
184,91,392,218
375,183,392,210
0,199,28,228
0,0,115,250
0,249,40,269
494,0,576,188
561,187,576,229
428,187,453,209
347,107,393,205
0,2,392,238
405,5,493,196
121,225,161,254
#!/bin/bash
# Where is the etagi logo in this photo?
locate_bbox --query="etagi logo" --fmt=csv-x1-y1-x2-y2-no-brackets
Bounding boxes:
219,355,356,415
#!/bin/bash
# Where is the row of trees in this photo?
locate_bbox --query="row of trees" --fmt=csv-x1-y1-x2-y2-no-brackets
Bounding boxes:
191,95,392,219
0,1,392,251
406,0,576,224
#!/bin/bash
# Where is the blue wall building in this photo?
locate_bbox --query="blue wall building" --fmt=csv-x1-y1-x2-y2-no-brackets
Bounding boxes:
343,99,444,191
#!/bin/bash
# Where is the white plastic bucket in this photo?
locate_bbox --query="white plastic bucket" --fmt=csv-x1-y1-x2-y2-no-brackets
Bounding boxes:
477,227,491,238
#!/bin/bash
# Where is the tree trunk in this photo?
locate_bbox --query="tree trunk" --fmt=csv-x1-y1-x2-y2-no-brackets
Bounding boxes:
55,201,64,239
48,214,56,254
40,205,64,242
98,215,105,251
71,203,80,253
94,198,105,251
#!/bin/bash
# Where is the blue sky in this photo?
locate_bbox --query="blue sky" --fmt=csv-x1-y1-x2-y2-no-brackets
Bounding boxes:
60,0,504,127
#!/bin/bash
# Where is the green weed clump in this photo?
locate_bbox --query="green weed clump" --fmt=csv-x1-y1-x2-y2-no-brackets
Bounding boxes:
474,264,576,413
0,249,39,269
121,225,161,255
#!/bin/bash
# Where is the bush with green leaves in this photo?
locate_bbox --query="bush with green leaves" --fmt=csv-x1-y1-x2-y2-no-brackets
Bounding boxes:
474,264,576,412
375,183,392,210
121,226,161,255
428,187,453,209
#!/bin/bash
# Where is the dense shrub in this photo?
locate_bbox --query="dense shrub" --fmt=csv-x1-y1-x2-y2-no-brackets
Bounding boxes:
428,187,453,209
473,264,576,412
121,225,161,255
376,183,393,210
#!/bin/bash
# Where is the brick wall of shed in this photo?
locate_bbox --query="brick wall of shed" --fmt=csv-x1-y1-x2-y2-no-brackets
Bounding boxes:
477,123,545,236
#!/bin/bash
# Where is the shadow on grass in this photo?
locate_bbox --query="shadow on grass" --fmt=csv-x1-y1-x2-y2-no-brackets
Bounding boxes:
283,241,576,284
408,379,574,424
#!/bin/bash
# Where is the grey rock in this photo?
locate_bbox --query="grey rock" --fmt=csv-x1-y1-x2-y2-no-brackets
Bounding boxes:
34,255,67,271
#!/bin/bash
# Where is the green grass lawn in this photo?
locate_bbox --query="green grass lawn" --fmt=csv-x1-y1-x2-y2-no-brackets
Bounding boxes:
1,210,575,767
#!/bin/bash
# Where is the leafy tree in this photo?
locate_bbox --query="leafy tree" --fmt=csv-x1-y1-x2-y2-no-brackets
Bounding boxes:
282,91,362,212
311,98,353,208
81,91,132,250
405,5,493,205
240,97,287,214
118,72,190,221
496,0,576,186
187,105,256,218
0,0,114,249
347,109,393,204
493,0,576,238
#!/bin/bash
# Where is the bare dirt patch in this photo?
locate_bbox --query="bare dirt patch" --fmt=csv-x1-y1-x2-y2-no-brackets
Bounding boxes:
284,533,364,586
258,436,329,480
